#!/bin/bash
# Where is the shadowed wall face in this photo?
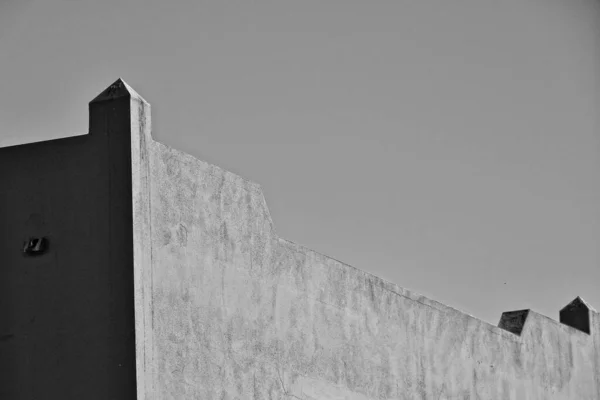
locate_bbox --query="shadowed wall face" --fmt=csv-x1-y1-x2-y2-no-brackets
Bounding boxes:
0,97,137,399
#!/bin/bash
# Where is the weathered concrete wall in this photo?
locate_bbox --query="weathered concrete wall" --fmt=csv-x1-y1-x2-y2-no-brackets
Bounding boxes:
134,86,600,399
0,81,138,399
3,80,599,399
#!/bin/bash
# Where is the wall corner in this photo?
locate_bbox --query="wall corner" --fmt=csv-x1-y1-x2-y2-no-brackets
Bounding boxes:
128,85,156,400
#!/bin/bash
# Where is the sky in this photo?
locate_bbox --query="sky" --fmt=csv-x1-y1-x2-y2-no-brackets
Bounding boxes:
1,0,599,325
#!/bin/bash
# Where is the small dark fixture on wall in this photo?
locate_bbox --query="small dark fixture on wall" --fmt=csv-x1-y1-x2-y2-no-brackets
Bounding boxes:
23,237,48,256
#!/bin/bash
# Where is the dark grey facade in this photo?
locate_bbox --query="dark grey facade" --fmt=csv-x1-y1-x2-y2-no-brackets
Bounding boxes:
0,86,137,399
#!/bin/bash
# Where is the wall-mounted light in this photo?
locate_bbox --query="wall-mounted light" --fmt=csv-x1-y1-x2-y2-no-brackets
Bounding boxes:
23,237,48,256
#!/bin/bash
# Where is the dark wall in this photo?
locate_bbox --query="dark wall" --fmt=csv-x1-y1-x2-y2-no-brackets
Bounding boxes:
0,96,137,399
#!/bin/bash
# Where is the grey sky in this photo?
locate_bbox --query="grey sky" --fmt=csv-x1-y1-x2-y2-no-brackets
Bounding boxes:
1,0,599,325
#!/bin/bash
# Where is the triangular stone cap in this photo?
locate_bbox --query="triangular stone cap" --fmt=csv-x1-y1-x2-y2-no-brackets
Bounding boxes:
560,296,597,313
560,296,594,334
498,309,530,336
90,78,149,104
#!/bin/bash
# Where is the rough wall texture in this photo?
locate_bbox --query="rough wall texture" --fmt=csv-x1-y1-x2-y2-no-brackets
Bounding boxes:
133,87,600,399
2,80,599,400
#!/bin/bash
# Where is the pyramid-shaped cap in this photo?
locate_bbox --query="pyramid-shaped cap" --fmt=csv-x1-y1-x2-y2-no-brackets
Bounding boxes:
559,296,595,334
498,309,530,336
560,296,597,313
90,78,148,104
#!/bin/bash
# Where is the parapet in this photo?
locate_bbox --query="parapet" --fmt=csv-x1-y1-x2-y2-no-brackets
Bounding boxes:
498,297,596,336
